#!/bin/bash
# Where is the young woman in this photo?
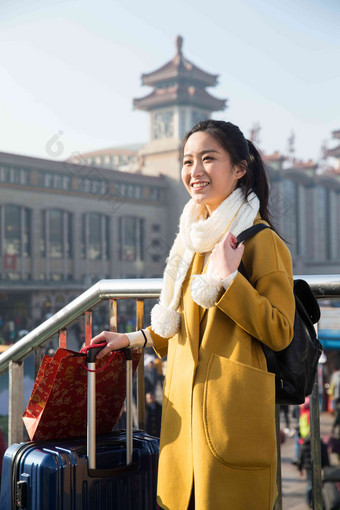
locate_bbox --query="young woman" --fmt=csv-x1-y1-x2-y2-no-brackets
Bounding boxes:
91,120,295,510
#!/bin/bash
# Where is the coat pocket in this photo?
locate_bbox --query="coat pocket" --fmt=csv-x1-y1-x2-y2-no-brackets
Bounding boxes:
203,354,276,467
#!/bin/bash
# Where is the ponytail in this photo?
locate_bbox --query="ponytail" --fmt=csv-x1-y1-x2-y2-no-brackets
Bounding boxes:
241,140,274,230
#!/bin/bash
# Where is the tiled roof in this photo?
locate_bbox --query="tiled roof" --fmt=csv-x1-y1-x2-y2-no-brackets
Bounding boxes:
262,151,286,162
134,83,226,111
291,159,318,170
141,36,218,87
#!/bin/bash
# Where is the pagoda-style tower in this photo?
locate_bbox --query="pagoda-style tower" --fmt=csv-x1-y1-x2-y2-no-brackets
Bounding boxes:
133,35,227,179
133,36,227,241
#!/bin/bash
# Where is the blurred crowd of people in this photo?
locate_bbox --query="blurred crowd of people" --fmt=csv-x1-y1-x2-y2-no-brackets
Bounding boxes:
280,374,340,510
0,315,33,345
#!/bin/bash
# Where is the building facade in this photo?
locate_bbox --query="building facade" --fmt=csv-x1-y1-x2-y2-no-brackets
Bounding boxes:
0,151,167,332
0,35,340,342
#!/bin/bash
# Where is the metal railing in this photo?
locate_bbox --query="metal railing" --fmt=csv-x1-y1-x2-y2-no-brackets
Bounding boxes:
0,274,340,510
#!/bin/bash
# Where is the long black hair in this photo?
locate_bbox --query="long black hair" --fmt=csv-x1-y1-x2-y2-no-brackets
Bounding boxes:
182,119,277,232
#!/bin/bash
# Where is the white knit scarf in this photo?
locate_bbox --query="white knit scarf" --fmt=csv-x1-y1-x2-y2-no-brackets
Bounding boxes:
151,187,260,338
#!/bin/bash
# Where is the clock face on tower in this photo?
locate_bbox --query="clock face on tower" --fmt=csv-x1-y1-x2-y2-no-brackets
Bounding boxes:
153,111,174,139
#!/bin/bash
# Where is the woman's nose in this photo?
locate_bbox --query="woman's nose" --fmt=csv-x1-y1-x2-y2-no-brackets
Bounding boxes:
191,160,204,177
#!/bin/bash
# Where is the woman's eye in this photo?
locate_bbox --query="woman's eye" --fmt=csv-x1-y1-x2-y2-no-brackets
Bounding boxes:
183,160,191,166
203,156,212,162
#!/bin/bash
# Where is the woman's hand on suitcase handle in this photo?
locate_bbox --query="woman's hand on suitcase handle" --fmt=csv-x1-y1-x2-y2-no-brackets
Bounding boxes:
90,331,130,359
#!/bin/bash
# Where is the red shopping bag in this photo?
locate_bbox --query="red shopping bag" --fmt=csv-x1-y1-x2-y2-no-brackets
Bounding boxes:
23,347,141,441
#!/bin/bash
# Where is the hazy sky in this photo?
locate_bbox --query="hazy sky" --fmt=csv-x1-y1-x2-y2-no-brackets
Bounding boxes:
1,0,339,164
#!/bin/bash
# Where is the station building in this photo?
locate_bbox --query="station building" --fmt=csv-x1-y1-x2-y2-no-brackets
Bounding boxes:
0,36,340,339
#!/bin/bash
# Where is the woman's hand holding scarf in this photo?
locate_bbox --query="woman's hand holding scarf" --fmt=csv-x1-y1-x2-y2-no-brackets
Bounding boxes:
210,232,244,281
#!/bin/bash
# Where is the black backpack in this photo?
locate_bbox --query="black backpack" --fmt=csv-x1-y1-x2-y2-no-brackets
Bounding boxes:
236,224,322,405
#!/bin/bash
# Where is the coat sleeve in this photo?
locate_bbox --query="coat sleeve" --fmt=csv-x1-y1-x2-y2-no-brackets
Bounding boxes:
215,228,295,352
146,326,170,359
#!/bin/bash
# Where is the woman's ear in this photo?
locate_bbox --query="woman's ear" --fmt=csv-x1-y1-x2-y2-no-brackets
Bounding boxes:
234,161,247,180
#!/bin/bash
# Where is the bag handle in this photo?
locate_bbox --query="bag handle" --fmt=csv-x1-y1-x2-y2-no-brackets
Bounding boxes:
80,342,124,373
84,341,134,473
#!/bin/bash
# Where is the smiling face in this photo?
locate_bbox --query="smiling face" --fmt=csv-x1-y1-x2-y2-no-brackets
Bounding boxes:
182,131,246,215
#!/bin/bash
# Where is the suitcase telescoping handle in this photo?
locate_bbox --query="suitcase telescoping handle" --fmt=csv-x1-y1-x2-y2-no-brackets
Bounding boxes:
86,345,133,470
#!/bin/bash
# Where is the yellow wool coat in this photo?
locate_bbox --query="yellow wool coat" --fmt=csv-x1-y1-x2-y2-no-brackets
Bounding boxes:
148,219,295,510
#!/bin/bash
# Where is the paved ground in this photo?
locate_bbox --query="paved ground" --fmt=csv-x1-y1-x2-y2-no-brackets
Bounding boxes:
280,411,337,509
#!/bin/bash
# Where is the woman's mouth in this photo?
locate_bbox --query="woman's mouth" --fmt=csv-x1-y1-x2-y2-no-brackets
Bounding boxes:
191,182,209,190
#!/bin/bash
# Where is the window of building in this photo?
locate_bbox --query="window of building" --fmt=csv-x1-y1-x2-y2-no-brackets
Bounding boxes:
40,209,73,259
115,183,129,199
53,175,62,189
36,172,72,191
81,215,87,259
104,216,110,260
0,166,9,182
20,169,29,185
0,167,29,187
118,216,144,261
45,173,53,188
179,110,187,140
88,213,101,260
79,177,108,196
316,187,330,261
9,167,21,184
81,213,110,260
152,224,161,233
49,210,63,258
4,205,21,255
151,239,161,248
23,209,31,257
153,111,174,139
67,214,73,258
280,179,298,256
40,212,46,257
150,187,160,201
3,205,31,257
127,185,134,198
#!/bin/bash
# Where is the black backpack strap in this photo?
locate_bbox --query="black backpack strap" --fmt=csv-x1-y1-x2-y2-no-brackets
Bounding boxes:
236,224,270,278
235,223,270,247
235,223,283,393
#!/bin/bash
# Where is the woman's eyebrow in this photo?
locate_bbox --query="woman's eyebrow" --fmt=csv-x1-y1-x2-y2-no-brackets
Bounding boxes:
183,149,219,158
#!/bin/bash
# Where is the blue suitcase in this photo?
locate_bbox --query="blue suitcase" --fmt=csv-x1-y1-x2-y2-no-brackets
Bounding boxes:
0,431,159,510
0,347,160,509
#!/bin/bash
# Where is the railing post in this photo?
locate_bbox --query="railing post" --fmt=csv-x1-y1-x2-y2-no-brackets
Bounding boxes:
274,404,283,510
311,323,322,510
9,361,24,445
34,346,43,378
85,311,92,346
136,299,145,431
59,329,67,349
109,299,118,333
